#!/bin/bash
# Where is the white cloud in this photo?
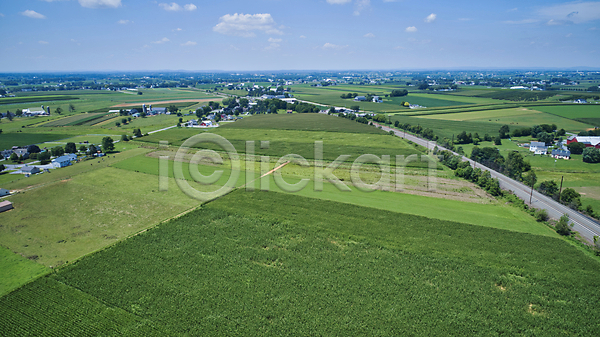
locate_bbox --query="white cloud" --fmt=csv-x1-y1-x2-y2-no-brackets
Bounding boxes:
184,4,197,11
405,26,417,33
268,38,282,43
78,0,122,8
117,19,131,24
424,13,436,23
174,28,183,31
213,13,283,37
458,18,472,21
364,33,375,38
590,27,598,30
353,0,370,16
160,3,182,11
21,10,46,19
159,3,197,11
323,42,347,50
539,1,600,24
546,19,571,26
326,0,352,4
299,35,306,39
566,33,573,37
0,13,4,17
181,41,197,46
39,41,49,45
153,37,170,44
503,19,538,24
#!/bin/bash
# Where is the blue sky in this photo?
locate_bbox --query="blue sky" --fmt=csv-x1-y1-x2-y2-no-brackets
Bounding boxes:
1,0,599,71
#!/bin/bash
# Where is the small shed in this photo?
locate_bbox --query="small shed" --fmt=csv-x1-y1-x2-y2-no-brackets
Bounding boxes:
0,200,13,213
0,188,10,197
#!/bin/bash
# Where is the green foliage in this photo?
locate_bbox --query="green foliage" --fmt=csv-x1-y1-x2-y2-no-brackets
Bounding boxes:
498,125,510,139
0,164,4,172
504,151,530,180
10,153,18,162
390,89,408,97
555,214,572,236
479,90,557,101
582,147,600,163
121,134,129,142
51,146,64,157
65,142,77,154
560,188,581,210
567,142,586,155
494,136,502,145
537,180,559,199
101,136,115,153
133,128,142,138
535,209,549,222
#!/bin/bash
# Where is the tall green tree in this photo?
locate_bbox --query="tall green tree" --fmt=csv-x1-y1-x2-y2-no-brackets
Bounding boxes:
582,147,600,163
102,136,115,153
65,142,77,154
51,146,65,157
567,142,585,155
55,107,63,115
499,125,510,139
69,103,76,113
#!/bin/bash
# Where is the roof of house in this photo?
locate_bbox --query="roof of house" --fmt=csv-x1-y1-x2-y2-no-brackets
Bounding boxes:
0,200,12,208
52,155,76,162
573,136,600,147
20,166,39,172
552,149,571,156
0,188,10,194
530,141,547,147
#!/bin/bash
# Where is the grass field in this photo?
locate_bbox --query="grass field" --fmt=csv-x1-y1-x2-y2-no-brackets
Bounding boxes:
415,107,593,133
0,167,199,268
0,246,49,297
222,113,387,134
113,152,553,236
1,191,597,335
0,132,75,149
139,126,429,166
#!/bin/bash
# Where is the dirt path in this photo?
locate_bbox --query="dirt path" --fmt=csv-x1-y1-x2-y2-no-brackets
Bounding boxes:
111,98,219,108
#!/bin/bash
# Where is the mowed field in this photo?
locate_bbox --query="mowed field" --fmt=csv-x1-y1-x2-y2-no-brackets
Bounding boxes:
291,84,500,112
415,107,594,132
1,191,598,335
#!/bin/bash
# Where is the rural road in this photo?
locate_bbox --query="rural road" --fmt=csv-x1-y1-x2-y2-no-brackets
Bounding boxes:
374,122,600,243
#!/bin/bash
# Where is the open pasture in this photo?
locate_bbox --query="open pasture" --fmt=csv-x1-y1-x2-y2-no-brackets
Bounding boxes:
114,152,551,236
0,166,199,268
1,191,596,335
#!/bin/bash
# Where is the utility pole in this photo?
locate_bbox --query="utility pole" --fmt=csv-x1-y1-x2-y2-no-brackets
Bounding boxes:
559,176,564,202
529,182,534,204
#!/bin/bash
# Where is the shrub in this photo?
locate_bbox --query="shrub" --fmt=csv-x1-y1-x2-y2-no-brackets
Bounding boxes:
555,214,572,236
535,209,549,222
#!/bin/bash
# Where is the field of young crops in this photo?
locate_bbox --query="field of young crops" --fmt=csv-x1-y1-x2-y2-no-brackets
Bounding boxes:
0,132,74,149
41,113,109,127
1,191,598,335
225,113,385,133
